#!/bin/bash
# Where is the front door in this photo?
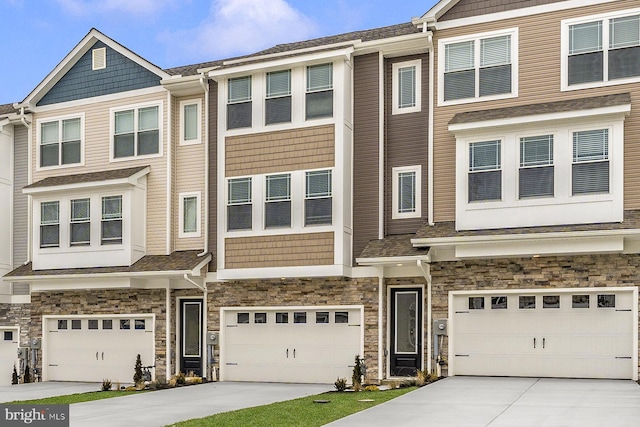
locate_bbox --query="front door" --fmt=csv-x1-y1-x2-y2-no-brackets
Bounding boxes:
180,299,203,376
390,288,422,376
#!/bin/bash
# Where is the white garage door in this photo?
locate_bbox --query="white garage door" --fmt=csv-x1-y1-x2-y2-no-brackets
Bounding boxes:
450,289,636,379
45,316,155,383
221,306,362,383
0,328,19,386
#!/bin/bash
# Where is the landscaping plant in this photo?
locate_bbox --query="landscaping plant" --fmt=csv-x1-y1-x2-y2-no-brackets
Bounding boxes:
334,377,347,392
133,354,143,384
101,379,112,391
12,364,18,385
23,363,31,383
352,355,364,391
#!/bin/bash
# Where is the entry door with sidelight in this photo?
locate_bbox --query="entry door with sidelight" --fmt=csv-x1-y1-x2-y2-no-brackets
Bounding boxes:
390,288,422,376
180,299,203,376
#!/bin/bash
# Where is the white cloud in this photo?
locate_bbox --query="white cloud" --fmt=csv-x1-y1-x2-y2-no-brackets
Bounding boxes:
159,0,317,64
55,0,173,17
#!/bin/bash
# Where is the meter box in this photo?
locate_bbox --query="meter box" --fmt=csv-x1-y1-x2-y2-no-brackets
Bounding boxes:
433,319,447,336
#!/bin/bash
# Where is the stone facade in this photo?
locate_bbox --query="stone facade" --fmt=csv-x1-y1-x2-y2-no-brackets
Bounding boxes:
0,302,31,347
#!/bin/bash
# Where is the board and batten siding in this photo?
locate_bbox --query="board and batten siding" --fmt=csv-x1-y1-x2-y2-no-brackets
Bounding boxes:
432,0,640,222
440,0,565,21
13,125,29,266
173,94,206,252
30,90,169,254
385,54,429,235
353,53,381,260
225,232,334,269
225,125,335,177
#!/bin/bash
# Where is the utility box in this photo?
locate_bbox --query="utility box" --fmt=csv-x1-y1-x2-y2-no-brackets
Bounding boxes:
206,331,219,346
433,319,447,336
17,347,28,359
30,338,41,349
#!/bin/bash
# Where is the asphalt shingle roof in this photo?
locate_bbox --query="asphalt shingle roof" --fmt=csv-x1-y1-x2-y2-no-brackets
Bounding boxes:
359,234,428,259
24,166,149,189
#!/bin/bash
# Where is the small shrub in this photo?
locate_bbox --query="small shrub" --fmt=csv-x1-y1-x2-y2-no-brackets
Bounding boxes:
124,386,136,392
168,377,178,388
364,385,379,392
334,377,347,392
23,363,31,384
12,364,19,385
352,382,362,392
175,371,186,385
352,355,364,391
133,354,143,384
387,380,399,390
185,376,203,384
101,379,112,391
115,382,122,391
416,369,429,386
135,381,146,391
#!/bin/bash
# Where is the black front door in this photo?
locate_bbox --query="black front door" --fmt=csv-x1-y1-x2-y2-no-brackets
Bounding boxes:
180,299,203,376
390,288,422,376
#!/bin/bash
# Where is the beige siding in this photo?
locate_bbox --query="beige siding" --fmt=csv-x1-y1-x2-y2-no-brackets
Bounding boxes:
13,125,29,266
225,125,335,177
31,91,169,254
225,232,334,269
432,0,640,222
440,0,565,21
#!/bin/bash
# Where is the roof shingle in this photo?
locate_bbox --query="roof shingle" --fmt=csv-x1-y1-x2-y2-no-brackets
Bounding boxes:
24,165,149,189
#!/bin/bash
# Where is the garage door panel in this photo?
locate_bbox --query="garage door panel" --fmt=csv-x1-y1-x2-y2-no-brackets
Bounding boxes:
0,329,19,386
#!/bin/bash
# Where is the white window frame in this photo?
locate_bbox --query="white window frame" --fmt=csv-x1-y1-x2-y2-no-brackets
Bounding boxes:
110,101,163,162
179,99,202,145
392,165,421,219
438,27,519,106
227,177,253,231
561,8,640,91
179,192,201,238
36,113,85,171
392,60,421,115
101,195,123,245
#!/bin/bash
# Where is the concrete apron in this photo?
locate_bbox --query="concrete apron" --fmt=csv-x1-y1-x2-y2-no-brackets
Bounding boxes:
0,382,101,403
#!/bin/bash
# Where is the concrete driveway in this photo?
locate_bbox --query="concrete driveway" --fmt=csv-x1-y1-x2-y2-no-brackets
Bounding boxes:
328,376,640,427
0,381,101,403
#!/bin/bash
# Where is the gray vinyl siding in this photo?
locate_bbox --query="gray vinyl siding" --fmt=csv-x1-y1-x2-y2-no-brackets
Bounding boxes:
385,54,429,236
353,53,381,259
13,125,28,267
208,80,218,271
440,0,567,21
38,41,161,106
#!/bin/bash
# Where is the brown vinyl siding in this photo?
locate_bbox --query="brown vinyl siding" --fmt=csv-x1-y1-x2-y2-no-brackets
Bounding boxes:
225,232,334,269
385,54,429,235
225,125,335,177
432,0,640,222
440,0,567,21
208,81,218,269
353,53,380,259
13,125,29,266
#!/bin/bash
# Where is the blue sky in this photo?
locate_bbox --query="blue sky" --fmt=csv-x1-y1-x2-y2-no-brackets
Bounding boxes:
0,0,438,104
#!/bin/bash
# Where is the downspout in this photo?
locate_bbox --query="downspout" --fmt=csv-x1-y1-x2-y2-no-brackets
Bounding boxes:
20,107,33,264
183,273,208,379
378,51,385,239
165,282,171,380
417,252,432,374
166,92,173,255
427,30,435,226
377,267,384,381
198,73,210,257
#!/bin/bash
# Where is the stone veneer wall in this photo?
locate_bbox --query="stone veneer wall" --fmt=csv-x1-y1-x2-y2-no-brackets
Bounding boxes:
205,277,380,381
0,303,31,347
430,254,640,377
31,289,168,381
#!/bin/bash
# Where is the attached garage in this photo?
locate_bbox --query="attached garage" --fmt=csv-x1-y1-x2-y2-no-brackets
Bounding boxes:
43,315,155,383
220,306,363,383
449,287,638,380
0,327,19,386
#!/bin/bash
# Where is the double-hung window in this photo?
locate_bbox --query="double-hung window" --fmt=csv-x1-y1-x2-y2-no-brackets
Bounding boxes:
113,106,159,158
266,70,292,125
306,63,333,119
101,195,122,245
39,117,82,168
70,198,90,246
392,166,421,219
40,201,60,248
519,135,554,199
227,76,252,129
179,193,200,238
227,178,252,231
305,170,332,225
265,174,291,228
443,31,514,102
469,140,501,202
180,100,201,145
567,13,640,86
572,129,609,195
393,60,421,114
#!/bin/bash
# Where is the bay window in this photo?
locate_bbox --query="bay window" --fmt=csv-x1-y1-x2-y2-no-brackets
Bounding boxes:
101,195,122,244
572,129,609,195
40,201,60,248
519,135,554,199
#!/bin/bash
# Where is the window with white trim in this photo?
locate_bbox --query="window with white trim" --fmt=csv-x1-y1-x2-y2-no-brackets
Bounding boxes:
227,178,252,231
70,198,90,246
305,170,332,225
440,29,517,103
519,135,554,199
40,201,59,248
266,70,291,125
566,11,640,87
469,140,501,202
39,117,82,168
572,129,609,195
227,76,252,129
392,165,421,219
265,174,291,228
180,99,201,145
179,192,201,238
393,60,421,115
113,105,159,158
306,63,333,120
101,195,122,245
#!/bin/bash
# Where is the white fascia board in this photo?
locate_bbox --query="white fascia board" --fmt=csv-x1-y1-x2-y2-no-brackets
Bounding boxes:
23,166,150,195
448,104,631,133
189,254,213,277
7,269,200,284
161,74,205,95
417,0,459,23
29,86,166,113
353,33,432,56
216,265,347,280
355,255,430,267
208,47,355,80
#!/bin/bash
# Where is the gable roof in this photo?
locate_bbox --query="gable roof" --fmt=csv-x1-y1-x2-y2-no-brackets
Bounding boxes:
24,165,149,191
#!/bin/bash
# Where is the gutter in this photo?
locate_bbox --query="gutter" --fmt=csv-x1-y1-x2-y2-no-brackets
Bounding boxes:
426,30,435,226
198,72,210,257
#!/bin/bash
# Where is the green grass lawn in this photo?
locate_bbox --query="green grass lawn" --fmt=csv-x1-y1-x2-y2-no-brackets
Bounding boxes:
8,390,142,405
168,387,416,427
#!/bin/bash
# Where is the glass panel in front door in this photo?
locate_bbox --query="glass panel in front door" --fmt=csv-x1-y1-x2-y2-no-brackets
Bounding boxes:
183,302,201,357
395,291,418,354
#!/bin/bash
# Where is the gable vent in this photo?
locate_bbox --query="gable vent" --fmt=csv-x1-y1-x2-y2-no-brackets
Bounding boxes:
92,47,106,70
12,283,30,296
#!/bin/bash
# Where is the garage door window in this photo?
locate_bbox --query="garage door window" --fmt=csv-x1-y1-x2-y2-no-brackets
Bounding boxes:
519,295,535,309
71,320,82,330
598,294,615,308
88,320,98,329
294,312,307,324
135,319,146,330
254,313,267,324
491,296,507,309
4,331,13,341
103,320,113,330
120,319,130,330
335,312,349,323
237,313,249,324
572,294,590,308
543,295,560,308
316,312,329,323
469,297,484,309
276,312,288,323
58,320,67,330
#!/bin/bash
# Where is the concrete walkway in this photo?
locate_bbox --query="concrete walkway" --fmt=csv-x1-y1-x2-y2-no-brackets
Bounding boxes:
327,376,640,427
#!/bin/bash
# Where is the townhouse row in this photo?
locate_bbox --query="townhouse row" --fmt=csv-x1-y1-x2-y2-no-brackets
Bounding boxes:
1,0,640,385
